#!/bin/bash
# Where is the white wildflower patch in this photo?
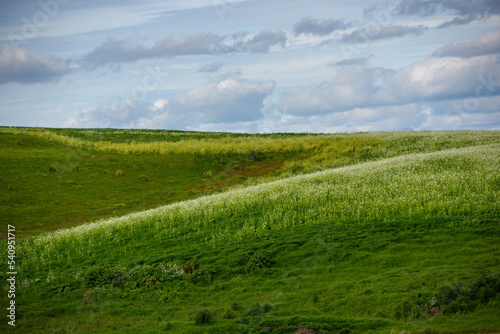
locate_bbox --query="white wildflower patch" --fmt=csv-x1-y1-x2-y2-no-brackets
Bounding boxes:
15,143,500,273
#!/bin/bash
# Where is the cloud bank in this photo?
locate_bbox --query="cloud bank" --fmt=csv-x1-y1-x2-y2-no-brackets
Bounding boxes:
66,76,275,129
293,17,350,36
80,31,287,70
366,0,500,27
0,43,70,84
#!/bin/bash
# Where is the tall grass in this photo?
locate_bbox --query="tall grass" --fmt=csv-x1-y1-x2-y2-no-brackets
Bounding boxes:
2,127,378,154
3,127,499,157
16,143,500,275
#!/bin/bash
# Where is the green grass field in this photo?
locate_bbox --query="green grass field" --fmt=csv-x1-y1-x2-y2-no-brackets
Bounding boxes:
1,128,499,333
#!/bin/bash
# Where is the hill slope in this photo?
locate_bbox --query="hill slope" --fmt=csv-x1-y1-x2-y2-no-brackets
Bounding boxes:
1,131,499,333
1,127,499,238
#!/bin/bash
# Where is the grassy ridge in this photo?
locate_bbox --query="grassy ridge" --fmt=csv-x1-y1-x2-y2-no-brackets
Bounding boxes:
0,129,291,238
2,134,499,333
1,127,499,238
20,143,500,273
5,127,500,157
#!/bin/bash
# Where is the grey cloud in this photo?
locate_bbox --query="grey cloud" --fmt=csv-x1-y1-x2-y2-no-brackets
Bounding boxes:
64,99,152,128
152,33,226,57
0,43,70,84
438,0,500,27
81,31,287,69
341,24,426,43
243,31,287,52
383,0,444,16
80,38,150,70
198,62,224,73
293,17,350,36
367,0,500,28
433,29,500,58
329,56,372,67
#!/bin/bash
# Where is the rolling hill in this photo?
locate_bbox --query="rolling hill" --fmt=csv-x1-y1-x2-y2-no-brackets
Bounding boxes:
1,128,499,333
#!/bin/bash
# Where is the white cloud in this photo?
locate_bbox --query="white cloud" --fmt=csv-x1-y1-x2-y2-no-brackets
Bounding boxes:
278,52,500,116
64,99,151,128
278,65,395,115
66,76,276,130
387,54,500,101
142,76,276,128
150,99,168,111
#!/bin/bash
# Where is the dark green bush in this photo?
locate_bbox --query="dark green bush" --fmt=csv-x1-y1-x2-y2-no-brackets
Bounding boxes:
246,303,263,317
231,302,243,311
246,150,263,161
443,295,475,314
247,250,273,271
437,282,463,305
84,266,126,288
183,258,200,274
246,302,274,317
262,303,274,313
194,308,212,325
230,253,251,267
222,307,236,319
397,272,500,319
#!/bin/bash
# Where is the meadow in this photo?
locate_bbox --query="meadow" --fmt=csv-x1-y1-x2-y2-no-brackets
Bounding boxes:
0,128,499,333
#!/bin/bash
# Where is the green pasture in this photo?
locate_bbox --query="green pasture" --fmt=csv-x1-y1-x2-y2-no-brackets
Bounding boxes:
0,128,499,333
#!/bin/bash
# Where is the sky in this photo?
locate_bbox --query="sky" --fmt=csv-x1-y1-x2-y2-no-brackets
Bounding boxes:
0,0,499,133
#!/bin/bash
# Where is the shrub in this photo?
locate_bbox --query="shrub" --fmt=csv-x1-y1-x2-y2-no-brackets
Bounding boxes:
82,289,93,305
44,307,53,318
246,303,263,316
230,253,251,267
247,149,263,161
262,303,274,313
84,266,126,289
85,266,109,287
248,250,273,271
443,295,475,314
194,308,212,325
222,307,236,319
231,302,243,311
183,258,200,274
397,272,500,319
246,302,274,317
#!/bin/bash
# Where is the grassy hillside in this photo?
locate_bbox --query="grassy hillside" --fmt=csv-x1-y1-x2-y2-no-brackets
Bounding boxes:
1,127,499,238
1,128,499,333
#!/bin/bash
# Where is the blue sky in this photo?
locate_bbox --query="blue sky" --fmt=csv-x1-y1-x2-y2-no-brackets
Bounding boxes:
1,0,499,133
